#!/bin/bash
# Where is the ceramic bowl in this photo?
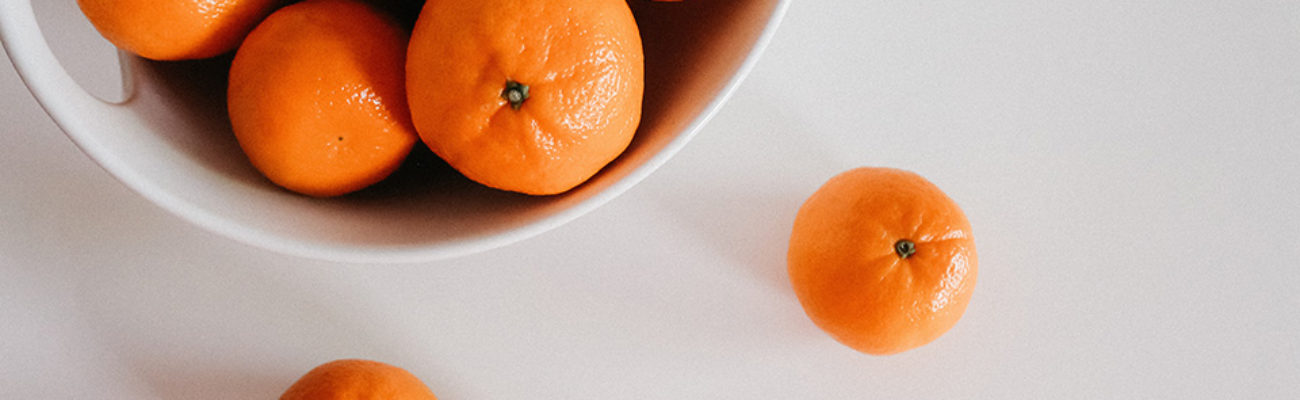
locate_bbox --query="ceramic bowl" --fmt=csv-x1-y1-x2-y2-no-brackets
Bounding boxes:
0,0,790,263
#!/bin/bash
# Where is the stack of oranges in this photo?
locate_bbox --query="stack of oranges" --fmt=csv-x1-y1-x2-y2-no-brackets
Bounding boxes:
78,0,653,197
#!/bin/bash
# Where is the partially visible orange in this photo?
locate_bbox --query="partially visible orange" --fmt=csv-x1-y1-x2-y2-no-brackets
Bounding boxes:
405,0,645,195
281,359,438,400
788,167,978,355
227,0,417,197
77,0,282,60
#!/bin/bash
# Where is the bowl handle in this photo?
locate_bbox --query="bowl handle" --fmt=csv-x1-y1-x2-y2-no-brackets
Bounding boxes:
0,0,133,122
1,0,145,169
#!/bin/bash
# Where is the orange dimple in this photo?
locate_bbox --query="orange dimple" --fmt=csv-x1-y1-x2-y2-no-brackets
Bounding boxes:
281,359,438,400
788,167,978,355
77,0,282,60
406,0,645,195
227,0,417,197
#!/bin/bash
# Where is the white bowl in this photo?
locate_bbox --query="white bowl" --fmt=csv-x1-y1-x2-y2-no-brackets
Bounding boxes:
0,0,790,263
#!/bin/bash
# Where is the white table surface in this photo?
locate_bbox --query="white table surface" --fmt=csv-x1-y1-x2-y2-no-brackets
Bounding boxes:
4,1,1299,398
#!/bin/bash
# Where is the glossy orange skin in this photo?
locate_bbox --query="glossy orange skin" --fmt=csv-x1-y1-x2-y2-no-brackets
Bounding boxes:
77,0,282,60
406,0,645,195
788,168,978,355
281,359,438,400
227,0,417,197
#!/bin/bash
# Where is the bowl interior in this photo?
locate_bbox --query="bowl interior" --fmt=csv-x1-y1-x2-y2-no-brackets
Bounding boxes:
54,0,784,261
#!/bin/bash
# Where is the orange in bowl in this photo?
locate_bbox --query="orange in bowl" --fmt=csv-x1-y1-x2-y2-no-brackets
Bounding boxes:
228,0,417,197
407,0,644,195
76,0,281,60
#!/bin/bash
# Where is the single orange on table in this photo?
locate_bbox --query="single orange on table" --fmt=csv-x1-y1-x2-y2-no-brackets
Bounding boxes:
788,167,978,355
227,0,417,197
77,0,282,60
406,0,645,195
281,359,437,400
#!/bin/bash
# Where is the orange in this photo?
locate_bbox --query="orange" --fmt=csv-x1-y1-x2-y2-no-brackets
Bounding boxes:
406,0,645,195
281,359,438,400
787,167,978,355
77,0,282,60
227,0,418,197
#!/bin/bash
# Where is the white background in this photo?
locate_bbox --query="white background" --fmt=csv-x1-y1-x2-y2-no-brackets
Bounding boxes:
4,0,1299,398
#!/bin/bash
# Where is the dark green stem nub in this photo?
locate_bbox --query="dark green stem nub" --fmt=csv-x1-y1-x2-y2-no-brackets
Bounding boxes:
894,239,917,259
502,80,530,110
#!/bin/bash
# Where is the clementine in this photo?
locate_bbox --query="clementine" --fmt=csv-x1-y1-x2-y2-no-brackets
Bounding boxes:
787,167,978,355
281,359,438,400
227,0,417,197
77,0,282,60
405,0,645,195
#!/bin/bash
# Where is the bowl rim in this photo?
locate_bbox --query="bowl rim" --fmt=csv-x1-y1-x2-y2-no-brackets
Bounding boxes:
0,0,793,263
